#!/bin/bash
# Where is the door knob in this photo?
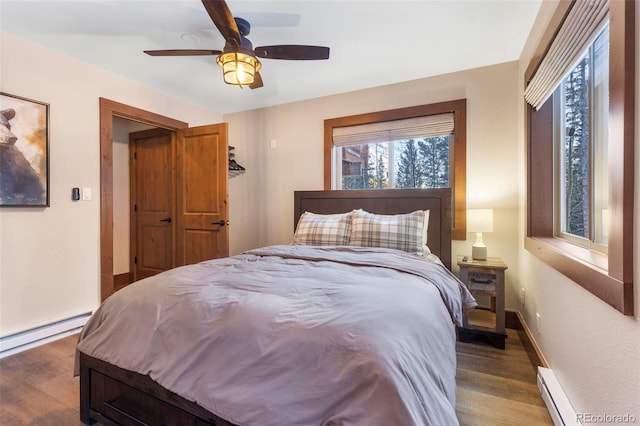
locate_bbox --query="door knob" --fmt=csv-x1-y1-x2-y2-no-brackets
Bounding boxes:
213,220,227,226
160,217,172,223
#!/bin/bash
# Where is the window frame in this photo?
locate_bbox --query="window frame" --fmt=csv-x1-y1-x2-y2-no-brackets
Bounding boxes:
324,99,466,240
525,0,635,315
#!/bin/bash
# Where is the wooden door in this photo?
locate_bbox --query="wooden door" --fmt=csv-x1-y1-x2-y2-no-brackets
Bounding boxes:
176,124,229,266
130,128,175,281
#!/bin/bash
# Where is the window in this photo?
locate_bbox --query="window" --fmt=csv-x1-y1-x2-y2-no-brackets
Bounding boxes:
554,24,609,252
336,136,451,191
332,114,453,190
525,0,634,315
324,100,467,239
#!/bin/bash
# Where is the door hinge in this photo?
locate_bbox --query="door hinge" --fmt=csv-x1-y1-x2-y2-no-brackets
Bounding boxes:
134,256,138,265
133,152,137,160
134,204,137,212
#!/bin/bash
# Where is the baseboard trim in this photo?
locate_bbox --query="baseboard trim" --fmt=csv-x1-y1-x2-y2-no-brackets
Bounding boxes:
114,272,133,291
506,310,548,368
0,312,91,359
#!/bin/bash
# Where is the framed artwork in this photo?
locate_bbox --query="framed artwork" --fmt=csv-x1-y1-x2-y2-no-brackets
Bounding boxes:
0,92,49,207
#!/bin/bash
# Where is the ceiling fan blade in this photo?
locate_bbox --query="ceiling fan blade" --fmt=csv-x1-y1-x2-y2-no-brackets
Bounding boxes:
201,0,241,46
254,45,330,60
144,49,222,56
249,71,263,89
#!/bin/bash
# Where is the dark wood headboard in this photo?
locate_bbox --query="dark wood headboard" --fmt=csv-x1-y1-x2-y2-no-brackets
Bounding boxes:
294,189,452,270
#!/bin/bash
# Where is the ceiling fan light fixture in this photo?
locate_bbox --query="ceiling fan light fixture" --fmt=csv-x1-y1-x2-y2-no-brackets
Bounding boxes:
217,51,261,87
144,2,330,90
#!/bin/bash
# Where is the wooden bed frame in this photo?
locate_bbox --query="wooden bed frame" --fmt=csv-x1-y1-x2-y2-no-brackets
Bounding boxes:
80,188,453,425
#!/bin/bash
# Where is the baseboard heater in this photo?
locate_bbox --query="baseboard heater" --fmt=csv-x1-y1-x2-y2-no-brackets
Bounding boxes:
538,367,581,425
0,312,91,359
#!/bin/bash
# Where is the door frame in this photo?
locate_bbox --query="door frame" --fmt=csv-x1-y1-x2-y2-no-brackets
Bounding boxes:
99,98,187,301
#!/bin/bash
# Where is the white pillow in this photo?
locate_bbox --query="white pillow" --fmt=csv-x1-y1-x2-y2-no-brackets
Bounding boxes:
293,211,352,246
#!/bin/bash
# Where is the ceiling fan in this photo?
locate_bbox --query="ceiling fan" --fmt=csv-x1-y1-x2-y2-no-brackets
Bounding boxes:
144,0,330,89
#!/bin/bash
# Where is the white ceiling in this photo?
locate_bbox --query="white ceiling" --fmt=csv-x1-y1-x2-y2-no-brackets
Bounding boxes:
0,0,542,114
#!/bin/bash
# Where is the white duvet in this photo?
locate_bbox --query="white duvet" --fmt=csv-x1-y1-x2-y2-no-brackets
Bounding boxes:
76,245,476,426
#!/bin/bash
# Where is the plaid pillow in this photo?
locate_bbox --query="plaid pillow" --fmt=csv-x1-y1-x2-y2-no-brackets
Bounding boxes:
349,209,429,256
293,211,352,246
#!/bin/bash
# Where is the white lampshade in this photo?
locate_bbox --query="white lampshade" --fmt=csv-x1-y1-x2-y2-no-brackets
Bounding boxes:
467,209,494,260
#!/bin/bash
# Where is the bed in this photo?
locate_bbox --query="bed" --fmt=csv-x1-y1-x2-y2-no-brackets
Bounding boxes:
76,188,475,425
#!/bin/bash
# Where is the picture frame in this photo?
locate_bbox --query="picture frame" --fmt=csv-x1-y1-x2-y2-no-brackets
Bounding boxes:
0,92,50,207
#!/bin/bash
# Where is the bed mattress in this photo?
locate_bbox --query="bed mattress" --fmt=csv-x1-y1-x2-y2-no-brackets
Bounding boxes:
76,245,475,425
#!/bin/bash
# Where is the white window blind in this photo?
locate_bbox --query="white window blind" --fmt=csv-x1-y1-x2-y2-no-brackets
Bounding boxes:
332,113,454,147
524,0,608,110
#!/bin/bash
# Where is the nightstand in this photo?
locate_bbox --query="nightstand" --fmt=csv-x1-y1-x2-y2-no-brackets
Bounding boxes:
457,255,508,349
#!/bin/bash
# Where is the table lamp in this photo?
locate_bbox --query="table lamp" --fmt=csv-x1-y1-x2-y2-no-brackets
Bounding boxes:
467,209,494,260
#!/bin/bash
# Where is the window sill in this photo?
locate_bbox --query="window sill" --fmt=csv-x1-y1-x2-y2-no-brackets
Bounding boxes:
525,236,632,315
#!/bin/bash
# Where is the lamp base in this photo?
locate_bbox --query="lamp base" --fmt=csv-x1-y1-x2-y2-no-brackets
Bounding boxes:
472,245,487,260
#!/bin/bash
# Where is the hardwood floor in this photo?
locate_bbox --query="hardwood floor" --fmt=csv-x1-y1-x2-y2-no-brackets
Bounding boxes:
0,335,83,425
456,328,552,425
0,330,551,425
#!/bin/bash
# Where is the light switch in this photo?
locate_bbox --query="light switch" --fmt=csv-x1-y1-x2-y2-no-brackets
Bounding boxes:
82,187,92,201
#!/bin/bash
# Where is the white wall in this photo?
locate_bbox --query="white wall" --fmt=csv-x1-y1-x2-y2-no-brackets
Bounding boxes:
515,1,640,418
0,33,222,337
225,61,522,308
